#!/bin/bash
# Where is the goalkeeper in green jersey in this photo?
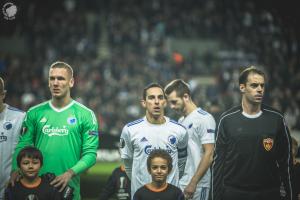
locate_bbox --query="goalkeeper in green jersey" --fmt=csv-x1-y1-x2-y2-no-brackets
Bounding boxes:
10,61,99,200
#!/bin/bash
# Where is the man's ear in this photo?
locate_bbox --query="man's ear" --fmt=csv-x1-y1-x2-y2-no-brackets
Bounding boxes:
2,90,7,99
69,77,74,88
140,99,146,108
240,84,245,93
183,93,190,102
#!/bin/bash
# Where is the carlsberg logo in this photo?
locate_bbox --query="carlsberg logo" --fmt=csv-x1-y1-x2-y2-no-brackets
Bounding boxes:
42,125,69,136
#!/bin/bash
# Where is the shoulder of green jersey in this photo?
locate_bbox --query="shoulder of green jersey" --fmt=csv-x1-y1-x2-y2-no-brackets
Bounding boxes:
74,101,94,113
74,101,97,122
28,101,49,112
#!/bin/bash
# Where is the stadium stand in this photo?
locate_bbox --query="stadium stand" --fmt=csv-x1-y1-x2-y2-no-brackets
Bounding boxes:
0,0,299,143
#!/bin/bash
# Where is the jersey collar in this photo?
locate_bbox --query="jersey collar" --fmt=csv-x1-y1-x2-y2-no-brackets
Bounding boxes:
49,100,74,112
144,116,169,126
242,110,262,118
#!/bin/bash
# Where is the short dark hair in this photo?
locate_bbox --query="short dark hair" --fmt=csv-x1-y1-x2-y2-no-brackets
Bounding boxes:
147,149,173,173
239,66,266,85
17,146,43,168
164,79,191,97
142,83,165,100
50,61,74,77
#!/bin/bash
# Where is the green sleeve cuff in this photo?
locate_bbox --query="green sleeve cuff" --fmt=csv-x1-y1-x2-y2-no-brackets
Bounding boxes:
71,153,96,174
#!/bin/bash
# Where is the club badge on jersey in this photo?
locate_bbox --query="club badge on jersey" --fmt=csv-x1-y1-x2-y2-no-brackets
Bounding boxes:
3,122,12,130
263,138,274,151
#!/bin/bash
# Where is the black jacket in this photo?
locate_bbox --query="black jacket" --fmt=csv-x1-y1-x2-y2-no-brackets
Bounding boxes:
212,105,293,200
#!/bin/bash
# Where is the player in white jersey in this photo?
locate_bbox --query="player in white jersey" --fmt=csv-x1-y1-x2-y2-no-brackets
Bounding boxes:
165,79,215,200
0,77,25,200
119,83,188,199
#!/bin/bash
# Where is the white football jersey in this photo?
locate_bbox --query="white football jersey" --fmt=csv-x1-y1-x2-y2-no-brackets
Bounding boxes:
120,116,188,198
179,108,215,189
0,104,25,199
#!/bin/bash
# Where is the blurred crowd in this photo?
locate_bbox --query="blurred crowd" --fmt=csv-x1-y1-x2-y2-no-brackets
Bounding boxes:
1,0,299,139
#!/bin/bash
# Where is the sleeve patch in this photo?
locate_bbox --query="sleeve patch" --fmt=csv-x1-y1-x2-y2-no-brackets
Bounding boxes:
207,129,215,133
119,138,125,148
88,130,99,136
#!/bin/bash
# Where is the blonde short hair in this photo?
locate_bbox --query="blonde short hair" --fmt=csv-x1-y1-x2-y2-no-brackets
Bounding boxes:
50,61,73,77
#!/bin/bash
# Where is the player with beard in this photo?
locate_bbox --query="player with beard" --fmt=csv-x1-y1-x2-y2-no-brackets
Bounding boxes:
165,79,215,200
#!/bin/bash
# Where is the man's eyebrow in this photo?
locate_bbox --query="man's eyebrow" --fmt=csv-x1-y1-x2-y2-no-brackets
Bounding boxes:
49,75,66,79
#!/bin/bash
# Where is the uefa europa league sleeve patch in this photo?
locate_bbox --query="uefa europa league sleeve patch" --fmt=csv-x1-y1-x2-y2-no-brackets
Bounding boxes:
119,138,125,148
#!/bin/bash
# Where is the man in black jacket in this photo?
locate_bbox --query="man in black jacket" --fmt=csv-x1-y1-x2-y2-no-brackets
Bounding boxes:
212,66,293,200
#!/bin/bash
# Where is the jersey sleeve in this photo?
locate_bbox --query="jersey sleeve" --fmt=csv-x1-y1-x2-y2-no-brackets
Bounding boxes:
119,126,133,179
212,117,227,200
177,128,188,178
119,126,133,159
198,115,216,144
12,111,35,171
71,110,99,174
12,112,26,147
276,117,293,200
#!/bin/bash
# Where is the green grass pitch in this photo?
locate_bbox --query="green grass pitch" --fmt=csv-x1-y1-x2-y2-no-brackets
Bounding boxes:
87,161,121,175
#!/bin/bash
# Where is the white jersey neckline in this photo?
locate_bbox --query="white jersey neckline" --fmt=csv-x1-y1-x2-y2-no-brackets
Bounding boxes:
49,100,75,112
242,110,262,118
143,116,169,126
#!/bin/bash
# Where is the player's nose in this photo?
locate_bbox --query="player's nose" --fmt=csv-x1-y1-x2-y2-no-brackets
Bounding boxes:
53,78,59,85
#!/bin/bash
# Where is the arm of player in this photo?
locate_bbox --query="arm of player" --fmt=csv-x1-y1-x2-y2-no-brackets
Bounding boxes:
119,125,133,179
52,110,99,191
71,111,99,174
12,113,34,171
276,117,293,200
178,130,188,179
184,143,214,199
51,169,75,192
122,159,133,180
212,118,227,200
10,112,34,186
184,116,216,198
51,177,71,200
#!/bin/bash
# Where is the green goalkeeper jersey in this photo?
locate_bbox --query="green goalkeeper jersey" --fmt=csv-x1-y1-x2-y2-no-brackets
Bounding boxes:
13,100,99,200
